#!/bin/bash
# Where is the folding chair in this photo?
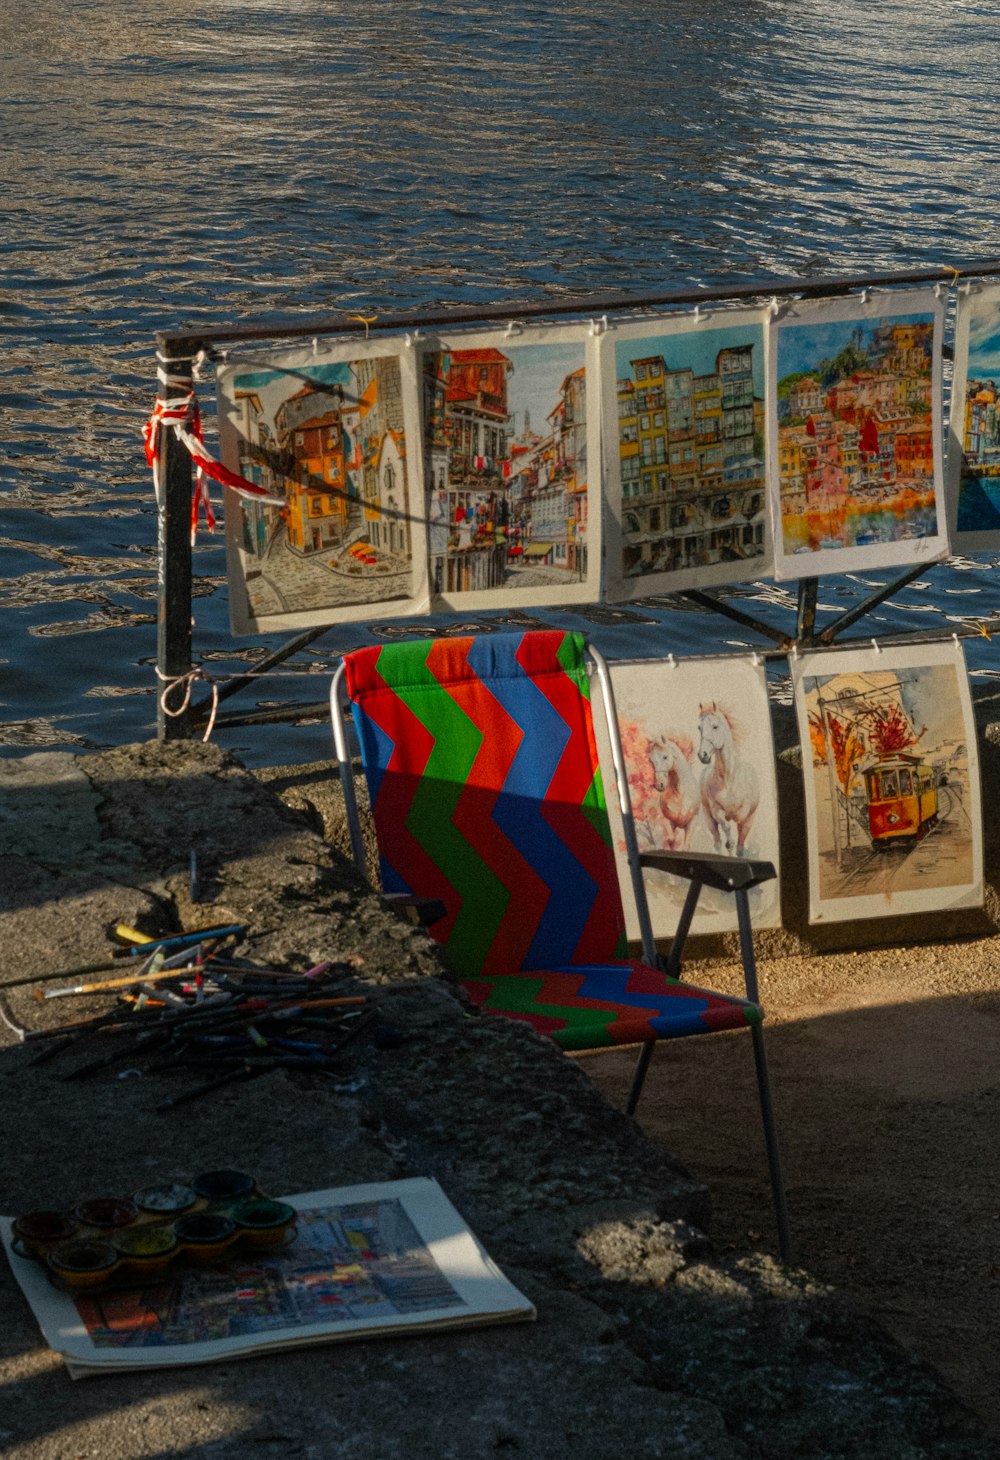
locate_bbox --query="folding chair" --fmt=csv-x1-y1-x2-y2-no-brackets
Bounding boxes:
330,629,791,1261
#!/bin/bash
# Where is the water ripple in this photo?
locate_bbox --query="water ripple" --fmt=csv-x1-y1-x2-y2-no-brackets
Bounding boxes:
1,0,999,760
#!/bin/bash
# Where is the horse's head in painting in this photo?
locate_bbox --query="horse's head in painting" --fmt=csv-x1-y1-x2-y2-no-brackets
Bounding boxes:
697,703,735,765
649,737,683,788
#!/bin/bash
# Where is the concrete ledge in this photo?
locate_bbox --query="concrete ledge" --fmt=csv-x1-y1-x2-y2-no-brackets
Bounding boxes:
0,742,993,1459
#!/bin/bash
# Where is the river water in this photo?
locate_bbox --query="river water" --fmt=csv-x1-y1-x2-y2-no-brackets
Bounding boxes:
2,0,1000,765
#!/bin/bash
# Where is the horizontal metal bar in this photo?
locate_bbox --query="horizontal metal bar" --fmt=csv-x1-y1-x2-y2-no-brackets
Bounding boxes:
157,259,1000,351
193,700,331,730
805,619,999,657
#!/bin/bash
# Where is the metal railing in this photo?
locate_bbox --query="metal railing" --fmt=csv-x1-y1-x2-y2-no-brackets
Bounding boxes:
154,258,1000,740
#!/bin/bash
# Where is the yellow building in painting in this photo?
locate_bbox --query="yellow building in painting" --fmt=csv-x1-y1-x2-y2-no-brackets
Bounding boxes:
616,343,766,576
275,386,353,556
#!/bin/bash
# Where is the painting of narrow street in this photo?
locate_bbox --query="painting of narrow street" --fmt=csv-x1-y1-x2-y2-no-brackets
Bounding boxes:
217,344,427,634
771,290,947,580
793,640,982,924
420,325,601,608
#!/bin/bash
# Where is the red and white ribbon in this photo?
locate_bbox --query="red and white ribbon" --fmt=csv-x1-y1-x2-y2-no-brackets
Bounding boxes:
144,365,284,542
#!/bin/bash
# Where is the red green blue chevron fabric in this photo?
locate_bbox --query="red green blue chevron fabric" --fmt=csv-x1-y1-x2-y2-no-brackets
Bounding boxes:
459,961,760,1050
343,630,760,1050
344,630,625,976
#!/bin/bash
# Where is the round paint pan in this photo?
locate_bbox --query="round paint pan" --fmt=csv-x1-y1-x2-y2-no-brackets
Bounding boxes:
190,1169,256,1207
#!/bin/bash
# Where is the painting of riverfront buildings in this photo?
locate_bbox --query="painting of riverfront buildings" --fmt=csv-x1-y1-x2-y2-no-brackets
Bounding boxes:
601,309,772,600
419,325,601,609
770,289,947,581
947,283,1000,550
592,655,781,940
217,341,428,634
792,640,982,925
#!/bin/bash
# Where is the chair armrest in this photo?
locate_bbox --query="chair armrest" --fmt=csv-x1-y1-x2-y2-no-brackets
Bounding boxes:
639,849,776,893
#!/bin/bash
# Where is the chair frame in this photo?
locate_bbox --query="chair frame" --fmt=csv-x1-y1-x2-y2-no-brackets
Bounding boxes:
330,638,792,1263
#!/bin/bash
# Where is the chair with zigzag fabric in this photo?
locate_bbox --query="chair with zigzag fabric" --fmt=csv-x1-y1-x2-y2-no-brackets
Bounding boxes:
330,628,791,1261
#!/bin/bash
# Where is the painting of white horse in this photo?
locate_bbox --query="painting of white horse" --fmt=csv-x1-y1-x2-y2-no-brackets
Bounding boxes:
592,656,781,938
697,704,760,856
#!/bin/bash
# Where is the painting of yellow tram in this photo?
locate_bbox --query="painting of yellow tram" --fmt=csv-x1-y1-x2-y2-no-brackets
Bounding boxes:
863,753,939,848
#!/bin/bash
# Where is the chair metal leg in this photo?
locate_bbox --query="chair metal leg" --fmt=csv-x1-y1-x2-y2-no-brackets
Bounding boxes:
734,887,793,1264
626,1040,656,1115
749,1021,793,1265
628,877,792,1263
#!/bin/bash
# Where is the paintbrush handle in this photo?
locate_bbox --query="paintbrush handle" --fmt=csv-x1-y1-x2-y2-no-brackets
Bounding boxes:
41,964,203,1000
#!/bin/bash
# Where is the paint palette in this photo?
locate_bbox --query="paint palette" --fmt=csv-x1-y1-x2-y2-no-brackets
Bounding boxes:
11,1169,298,1293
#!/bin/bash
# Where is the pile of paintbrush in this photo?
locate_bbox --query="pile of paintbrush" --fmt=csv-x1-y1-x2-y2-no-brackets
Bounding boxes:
16,925,375,1111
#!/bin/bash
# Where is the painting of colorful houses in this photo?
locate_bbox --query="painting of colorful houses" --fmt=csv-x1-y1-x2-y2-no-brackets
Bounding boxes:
217,343,427,633
770,290,947,580
793,640,982,924
602,310,771,600
420,325,601,608
948,283,1000,549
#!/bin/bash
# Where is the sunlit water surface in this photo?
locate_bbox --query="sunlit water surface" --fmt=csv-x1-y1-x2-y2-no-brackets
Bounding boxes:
2,0,1000,763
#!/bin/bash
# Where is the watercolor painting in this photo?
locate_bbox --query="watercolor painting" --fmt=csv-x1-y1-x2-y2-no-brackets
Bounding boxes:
769,288,948,580
947,283,1000,550
601,309,772,601
420,324,601,609
217,341,428,634
792,640,982,924
592,656,781,940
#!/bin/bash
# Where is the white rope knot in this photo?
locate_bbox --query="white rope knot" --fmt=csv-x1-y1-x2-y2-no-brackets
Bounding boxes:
155,667,219,742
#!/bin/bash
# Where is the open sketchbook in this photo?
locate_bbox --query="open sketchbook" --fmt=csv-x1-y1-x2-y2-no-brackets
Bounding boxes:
1,1177,535,1379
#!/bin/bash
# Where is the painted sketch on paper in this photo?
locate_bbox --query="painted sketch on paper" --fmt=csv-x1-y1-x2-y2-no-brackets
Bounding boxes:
601,309,771,601
593,657,781,939
769,289,947,580
420,324,601,609
947,283,1000,550
217,342,428,634
792,641,982,924
78,1199,463,1352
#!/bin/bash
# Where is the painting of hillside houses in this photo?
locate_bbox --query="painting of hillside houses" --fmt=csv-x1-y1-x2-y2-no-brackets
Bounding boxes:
217,342,427,634
792,639,982,924
420,325,601,608
770,289,947,580
947,283,1000,550
601,309,772,600
591,654,781,938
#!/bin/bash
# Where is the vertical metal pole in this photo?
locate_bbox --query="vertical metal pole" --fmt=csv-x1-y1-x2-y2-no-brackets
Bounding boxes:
795,577,819,646
156,339,195,740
